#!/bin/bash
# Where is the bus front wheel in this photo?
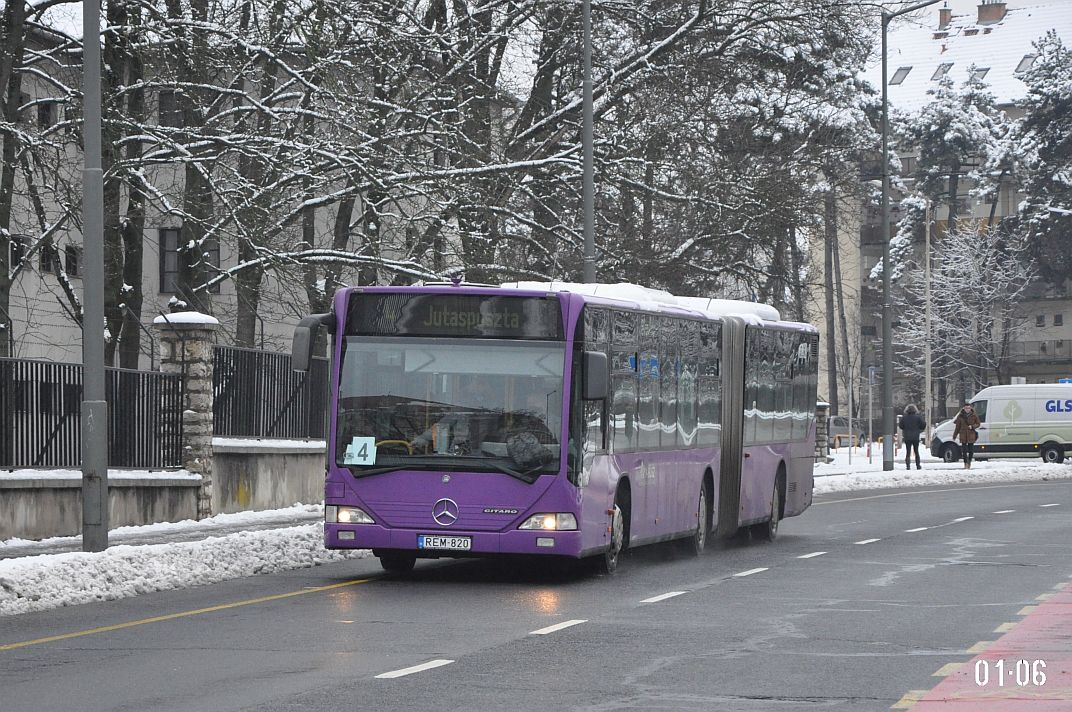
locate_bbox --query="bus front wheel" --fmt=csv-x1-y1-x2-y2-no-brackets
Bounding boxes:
593,490,628,575
379,553,416,573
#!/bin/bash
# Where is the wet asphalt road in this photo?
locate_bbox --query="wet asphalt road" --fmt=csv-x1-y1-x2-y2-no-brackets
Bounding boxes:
2,477,1070,712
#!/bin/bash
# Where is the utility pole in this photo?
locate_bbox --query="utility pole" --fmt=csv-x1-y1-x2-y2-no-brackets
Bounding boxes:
81,0,109,551
581,0,596,283
924,202,932,445
881,0,943,471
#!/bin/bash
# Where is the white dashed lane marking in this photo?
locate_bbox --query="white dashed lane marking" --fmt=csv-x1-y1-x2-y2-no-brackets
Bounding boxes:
375,659,454,679
797,551,827,559
733,568,768,578
530,619,587,635
993,510,1015,514
905,527,929,533
855,538,881,545
640,591,687,604
1039,503,1061,508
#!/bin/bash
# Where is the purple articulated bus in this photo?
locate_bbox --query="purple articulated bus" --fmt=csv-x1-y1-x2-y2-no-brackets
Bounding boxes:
292,281,818,574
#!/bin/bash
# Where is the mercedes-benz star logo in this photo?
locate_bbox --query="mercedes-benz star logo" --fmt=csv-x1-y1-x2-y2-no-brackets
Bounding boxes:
432,498,459,527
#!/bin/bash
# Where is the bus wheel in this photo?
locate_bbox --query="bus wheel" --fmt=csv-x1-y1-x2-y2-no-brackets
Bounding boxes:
681,482,709,556
594,495,626,575
379,553,416,573
751,484,781,542
1041,444,1065,464
941,444,960,463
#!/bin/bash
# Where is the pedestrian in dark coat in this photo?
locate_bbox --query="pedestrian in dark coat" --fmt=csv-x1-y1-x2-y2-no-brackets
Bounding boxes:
899,403,926,470
952,403,982,469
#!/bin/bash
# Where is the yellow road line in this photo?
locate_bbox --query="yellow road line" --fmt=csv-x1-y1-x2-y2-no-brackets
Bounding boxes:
994,622,1017,633
891,690,927,709
0,578,371,652
967,641,993,653
1018,605,1037,616
932,662,962,677
1036,592,1056,602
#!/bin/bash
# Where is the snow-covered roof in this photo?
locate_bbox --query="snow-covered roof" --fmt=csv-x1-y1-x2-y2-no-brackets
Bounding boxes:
865,0,1072,112
498,281,795,325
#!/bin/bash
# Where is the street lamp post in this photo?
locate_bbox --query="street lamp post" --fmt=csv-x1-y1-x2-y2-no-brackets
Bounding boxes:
881,0,942,471
81,0,108,550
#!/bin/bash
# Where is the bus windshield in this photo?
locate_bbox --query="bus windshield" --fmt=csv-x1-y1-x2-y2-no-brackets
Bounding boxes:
336,337,565,480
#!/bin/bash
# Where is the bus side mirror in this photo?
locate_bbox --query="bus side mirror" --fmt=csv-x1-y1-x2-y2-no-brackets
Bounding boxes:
582,351,608,400
292,313,335,372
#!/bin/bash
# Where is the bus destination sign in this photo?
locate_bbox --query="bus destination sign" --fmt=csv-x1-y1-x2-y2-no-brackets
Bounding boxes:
347,293,563,339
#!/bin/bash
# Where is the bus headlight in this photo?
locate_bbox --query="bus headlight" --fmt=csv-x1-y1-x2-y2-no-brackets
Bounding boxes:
326,505,374,524
519,513,577,531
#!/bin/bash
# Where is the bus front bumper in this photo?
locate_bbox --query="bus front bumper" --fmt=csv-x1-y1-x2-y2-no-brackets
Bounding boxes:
325,522,585,558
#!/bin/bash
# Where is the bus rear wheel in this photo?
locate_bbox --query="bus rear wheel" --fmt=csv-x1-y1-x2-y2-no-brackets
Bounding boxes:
750,483,781,542
681,482,710,556
378,553,416,573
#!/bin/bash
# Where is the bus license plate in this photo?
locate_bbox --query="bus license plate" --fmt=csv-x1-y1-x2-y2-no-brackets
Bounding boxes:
418,535,472,551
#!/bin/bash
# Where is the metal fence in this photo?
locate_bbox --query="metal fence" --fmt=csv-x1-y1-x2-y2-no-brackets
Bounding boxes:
212,346,328,439
0,357,184,469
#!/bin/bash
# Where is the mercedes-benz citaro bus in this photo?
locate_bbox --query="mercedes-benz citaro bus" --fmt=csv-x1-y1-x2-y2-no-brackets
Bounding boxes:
291,281,819,574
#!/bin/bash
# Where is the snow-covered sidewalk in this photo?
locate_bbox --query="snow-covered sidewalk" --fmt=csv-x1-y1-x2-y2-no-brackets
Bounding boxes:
2,455,1070,617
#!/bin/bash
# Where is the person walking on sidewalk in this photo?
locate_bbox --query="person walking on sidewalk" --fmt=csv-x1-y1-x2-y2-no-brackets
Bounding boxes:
899,403,926,470
953,402,981,469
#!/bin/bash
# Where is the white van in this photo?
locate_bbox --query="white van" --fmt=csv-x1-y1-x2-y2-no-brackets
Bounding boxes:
930,384,1072,464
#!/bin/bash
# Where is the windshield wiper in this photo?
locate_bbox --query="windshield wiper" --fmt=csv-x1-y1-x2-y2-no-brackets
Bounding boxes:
477,460,547,484
344,463,436,478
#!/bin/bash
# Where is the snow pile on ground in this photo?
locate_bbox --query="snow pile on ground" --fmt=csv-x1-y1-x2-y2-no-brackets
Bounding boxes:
814,447,1072,494
0,502,321,551
0,524,368,616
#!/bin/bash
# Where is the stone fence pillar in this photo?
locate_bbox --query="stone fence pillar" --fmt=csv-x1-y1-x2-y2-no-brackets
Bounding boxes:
815,401,830,461
154,312,219,519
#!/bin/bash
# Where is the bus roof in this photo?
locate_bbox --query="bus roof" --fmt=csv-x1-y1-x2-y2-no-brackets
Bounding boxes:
497,281,811,328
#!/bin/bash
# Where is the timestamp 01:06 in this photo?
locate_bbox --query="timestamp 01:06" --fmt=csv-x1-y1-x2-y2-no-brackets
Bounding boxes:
974,659,1047,687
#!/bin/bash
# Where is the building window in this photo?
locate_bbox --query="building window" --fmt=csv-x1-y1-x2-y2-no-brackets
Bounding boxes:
158,90,183,127
1036,314,1045,327
890,67,912,85
40,247,62,274
971,67,990,81
1015,55,1036,73
931,63,953,80
1055,314,1064,327
37,101,56,128
160,228,221,294
65,245,82,277
8,234,27,267
861,325,877,337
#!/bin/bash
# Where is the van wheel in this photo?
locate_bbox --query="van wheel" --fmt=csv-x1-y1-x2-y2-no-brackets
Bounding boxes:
941,444,960,463
1040,444,1064,464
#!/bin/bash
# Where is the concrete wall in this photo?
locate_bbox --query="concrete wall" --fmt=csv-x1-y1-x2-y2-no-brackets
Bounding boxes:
0,476,200,540
211,441,326,515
